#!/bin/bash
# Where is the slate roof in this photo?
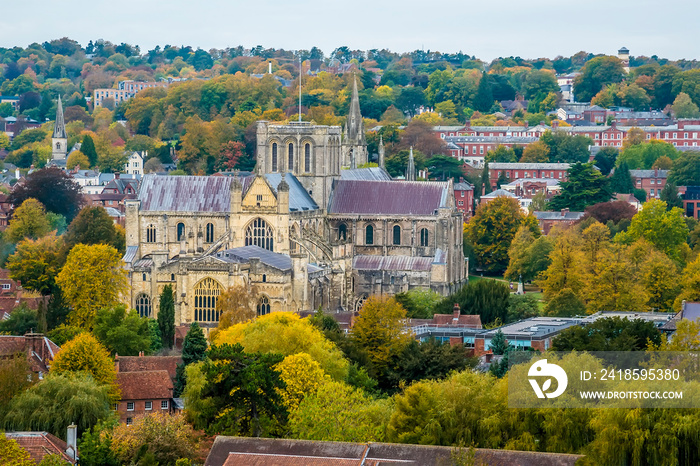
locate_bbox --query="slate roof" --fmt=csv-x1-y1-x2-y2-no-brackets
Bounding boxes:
116,355,182,380
482,189,516,199
215,245,292,271
139,175,233,212
629,169,669,178
328,180,449,216
534,211,585,220
205,437,584,466
117,370,173,400
454,181,473,191
262,173,318,211
489,162,570,170
6,432,75,464
353,255,433,271
339,167,392,181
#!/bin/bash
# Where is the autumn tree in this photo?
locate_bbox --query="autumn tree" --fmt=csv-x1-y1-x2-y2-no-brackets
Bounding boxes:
213,285,259,336
466,196,525,273
6,235,64,295
538,227,585,301
110,413,196,465
8,167,83,221
64,206,124,253
674,255,700,310
397,119,447,156
505,225,553,283
0,435,34,466
0,354,34,421
93,305,151,356
158,285,175,349
275,352,329,412
5,198,52,243
671,92,700,118
56,244,128,329
519,141,550,163
583,201,636,225
66,150,90,169
50,333,118,398
573,56,625,102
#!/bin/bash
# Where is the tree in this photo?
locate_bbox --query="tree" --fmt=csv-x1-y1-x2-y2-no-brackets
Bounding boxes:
5,199,52,243
0,353,35,421
538,228,585,300
81,135,99,167
397,119,446,156
213,285,258,334
56,244,127,329
660,182,683,209
50,333,119,400
158,285,175,349
610,162,635,194
0,435,34,466
669,151,700,186
551,317,661,351
543,288,586,317
351,297,410,377
110,413,196,466
671,92,700,118
64,206,123,253
66,150,90,169
196,343,287,437
573,56,625,102
674,255,700,310
0,305,38,336
466,196,524,273
505,226,553,283
6,234,64,295
174,321,207,397
426,154,465,181
93,305,151,356
481,161,491,196
549,163,612,212
486,146,517,163
214,312,348,380
489,329,508,355
593,147,618,175
507,294,540,323
583,201,636,225
393,288,443,319
616,199,689,260
436,280,511,326
76,419,120,466
519,141,550,163
617,140,678,170
8,167,83,222
474,72,493,112
4,373,112,439
275,353,329,412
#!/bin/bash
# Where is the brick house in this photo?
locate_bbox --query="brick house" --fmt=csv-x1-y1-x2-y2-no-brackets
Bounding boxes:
629,168,668,200
488,163,570,190
679,186,700,219
115,370,174,425
534,209,585,235
0,333,60,379
454,178,474,220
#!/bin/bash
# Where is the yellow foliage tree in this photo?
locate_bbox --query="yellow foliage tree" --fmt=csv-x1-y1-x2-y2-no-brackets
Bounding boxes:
111,413,196,465
55,244,128,329
275,353,329,413
66,150,90,169
5,198,52,243
674,254,700,310
213,312,349,380
50,332,119,401
0,435,34,466
210,284,259,340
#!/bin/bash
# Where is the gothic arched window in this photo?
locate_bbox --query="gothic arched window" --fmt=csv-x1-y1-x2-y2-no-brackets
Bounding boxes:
304,143,311,172
271,143,278,172
56,142,61,150
177,223,185,242
257,295,270,316
245,218,274,251
135,294,151,318
393,225,401,245
365,224,374,245
420,228,429,247
288,143,294,171
146,224,156,243
205,223,214,243
194,278,223,322
338,223,347,241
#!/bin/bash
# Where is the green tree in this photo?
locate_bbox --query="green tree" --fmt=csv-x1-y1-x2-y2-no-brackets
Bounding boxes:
671,92,700,118
505,226,553,283
593,147,618,175
489,329,508,355
64,206,123,253
174,321,208,397
197,343,287,437
147,320,163,354
436,280,510,325
56,244,127,329
81,134,99,167
393,288,443,319
0,305,38,336
93,305,151,356
158,285,175,349
481,161,491,196
5,198,52,243
549,163,612,212
486,145,517,163
660,182,683,209
77,419,120,466
617,140,678,170
474,72,493,112
507,294,540,323
6,235,64,295
4,373,112,439
610,161,635,194
466,196,524,273
573,56,625,102
669,151,700,186
0,354,35,422
551,317,661,351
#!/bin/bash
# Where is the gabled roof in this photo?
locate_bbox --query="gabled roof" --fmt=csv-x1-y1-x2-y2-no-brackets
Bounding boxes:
215,245,292,271
139,175,233,212
482,189,516,199
340,167,392,181
534,211,585,220
353,255,433,271
116,355,182,380
629,169,669,178
263,173,318,211
6,432,75,464
328,180,449,216
117,370,173,400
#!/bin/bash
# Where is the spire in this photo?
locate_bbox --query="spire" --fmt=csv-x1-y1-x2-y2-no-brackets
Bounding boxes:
53,96,66,139
347,75,364,141
406,147,416,181
378,135,385,169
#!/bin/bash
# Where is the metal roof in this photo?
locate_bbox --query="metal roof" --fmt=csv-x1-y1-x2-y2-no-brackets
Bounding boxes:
328,180,448,216
352,255,433,271
139,175,233,212
123,246,138,263
215,245,292,271
263,173,318,211
534,211,585,220
340,167,392,181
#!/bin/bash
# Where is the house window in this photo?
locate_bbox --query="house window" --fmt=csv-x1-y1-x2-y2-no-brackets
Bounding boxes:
145,401,152,410
161,400,169,410
245,218,274,251
650,189,655,196
135,294,151,318
458,200,464,206
393,225,401,245
126,418,133,426
205,223,214,243
271,143,278,172
146,224,156,243
289,143,295,171
257,295,270,316
338,223,347,241
177,223,185,241
142,273,147,281
420,228,429,247
127,402,134,411
365,225,374,245
1,284,10,290
194,278,223,323
304,143,311,172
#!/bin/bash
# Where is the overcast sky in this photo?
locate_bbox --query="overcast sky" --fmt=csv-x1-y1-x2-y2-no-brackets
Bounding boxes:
1,0,698,61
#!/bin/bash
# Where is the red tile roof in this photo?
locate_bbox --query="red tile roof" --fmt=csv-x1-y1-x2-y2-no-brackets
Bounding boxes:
116,355,181,380
0,334,59,373
6,432,75,464
328,180,449,216
117,370,173,400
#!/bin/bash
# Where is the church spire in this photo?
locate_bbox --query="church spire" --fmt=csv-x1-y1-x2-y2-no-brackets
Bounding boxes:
53,96,66,139
406,146,416,181
378,135,385,169
347,75,364,141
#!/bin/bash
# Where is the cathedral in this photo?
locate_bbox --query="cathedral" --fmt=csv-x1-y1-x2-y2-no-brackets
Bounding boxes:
123,78,466,330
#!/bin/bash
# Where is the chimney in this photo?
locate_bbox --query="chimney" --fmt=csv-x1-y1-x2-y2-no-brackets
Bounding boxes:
114,172,120,179
15,168,20,179
453,303,461,321
66,424,77,461
561,208,569,217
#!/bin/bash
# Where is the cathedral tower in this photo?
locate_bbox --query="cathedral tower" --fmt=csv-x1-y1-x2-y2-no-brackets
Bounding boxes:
52,96,67,161
341,76,367,168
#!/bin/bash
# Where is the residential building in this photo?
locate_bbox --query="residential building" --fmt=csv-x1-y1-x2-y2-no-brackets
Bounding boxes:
0,116,42,139
0,333,60,379
680,186,700,219
115,370,174,425
454,178,474,219
125,151,144,175
5,431,77,464
629,168,668,200
93,80,169,108
445,135,538,167
0,95,19,111
488,163,570,190
534,209,585,235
